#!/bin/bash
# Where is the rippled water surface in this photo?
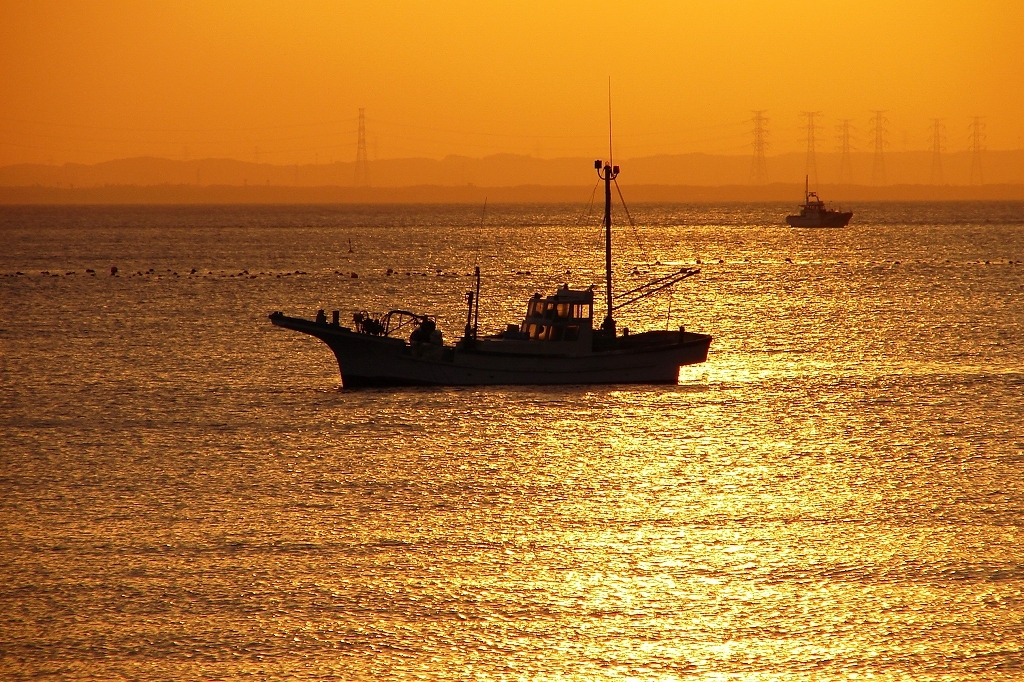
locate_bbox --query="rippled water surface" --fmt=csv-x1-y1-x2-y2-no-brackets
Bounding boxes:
2,203,1023,680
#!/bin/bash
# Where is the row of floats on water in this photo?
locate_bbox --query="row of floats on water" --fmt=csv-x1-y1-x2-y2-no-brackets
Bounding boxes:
3,258,1020,280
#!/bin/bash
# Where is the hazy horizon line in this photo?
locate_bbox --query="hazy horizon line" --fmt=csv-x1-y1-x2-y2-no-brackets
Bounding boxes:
5,147,1024,169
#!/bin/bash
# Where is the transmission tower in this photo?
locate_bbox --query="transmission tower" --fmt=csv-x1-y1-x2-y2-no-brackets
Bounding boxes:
750,110,769,184
969,116,985,185
801,111,821,188
836,119,855,184
929,118,945,184
869,110,888,185
355,108,369,187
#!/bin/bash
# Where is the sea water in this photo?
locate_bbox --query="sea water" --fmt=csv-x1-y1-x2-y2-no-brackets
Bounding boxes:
1,202,1022,680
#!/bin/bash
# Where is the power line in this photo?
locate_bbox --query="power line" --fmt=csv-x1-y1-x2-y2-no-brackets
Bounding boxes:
750,110,769,184
836,119,855,184
969,116,985,185
869,110,888,185
801,111,821,188
1,127,359,147
0,115,359,133
355,108,369,187
929,118,945,184
363,115,749,141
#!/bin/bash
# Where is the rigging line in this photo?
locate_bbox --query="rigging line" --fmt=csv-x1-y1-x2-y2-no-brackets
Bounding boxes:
665,286,675,331
612,270,699,312
617,267,693,298
577,179,601,226
612,177,652,266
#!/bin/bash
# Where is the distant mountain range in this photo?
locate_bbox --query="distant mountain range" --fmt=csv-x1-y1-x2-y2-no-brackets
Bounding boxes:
3,150,1022,187
2,151,1022,203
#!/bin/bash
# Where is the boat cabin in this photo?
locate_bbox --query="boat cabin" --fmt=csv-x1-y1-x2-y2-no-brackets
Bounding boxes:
519,286,593,342
793,190,825,215
476,285,595,354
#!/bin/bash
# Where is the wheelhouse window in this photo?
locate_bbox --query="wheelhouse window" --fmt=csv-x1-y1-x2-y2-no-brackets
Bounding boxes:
571,303,591,319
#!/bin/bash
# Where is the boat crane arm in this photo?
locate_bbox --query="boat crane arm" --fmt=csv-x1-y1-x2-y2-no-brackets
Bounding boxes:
612,268,700,313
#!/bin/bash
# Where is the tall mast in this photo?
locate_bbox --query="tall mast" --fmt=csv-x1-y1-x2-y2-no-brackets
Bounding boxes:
595,160,619,333
593,158,614,329
604,163,613,331
595,81,619,335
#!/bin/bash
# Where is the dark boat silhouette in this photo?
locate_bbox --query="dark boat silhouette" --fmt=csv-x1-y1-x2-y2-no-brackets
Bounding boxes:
786,176,853,227
270,161,712,387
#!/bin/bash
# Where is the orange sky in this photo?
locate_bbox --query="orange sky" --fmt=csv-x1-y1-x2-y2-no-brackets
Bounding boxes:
2,1,1022,165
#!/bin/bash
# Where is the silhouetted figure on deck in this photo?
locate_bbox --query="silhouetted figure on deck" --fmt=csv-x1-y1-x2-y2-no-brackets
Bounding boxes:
353,312,385,336
410,318,437,344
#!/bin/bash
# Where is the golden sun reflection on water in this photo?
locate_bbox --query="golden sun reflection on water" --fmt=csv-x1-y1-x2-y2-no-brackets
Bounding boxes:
1,204,1022,679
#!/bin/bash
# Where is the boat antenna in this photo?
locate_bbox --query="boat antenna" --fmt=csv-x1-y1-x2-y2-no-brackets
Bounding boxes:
469,199,486,343
608,77,613,168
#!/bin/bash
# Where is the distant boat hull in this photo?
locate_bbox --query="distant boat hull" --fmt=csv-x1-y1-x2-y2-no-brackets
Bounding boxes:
270,313,711,387
786,210,853,228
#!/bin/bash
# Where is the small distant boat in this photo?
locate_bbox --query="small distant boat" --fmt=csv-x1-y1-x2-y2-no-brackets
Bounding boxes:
786,176,852,227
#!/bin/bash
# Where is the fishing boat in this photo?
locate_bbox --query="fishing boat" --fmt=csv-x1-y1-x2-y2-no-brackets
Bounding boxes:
785,176,853,227
269,161,712,387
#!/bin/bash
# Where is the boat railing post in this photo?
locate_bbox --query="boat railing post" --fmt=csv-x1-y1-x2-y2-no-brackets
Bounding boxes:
473,266,480,339
463,289,475,344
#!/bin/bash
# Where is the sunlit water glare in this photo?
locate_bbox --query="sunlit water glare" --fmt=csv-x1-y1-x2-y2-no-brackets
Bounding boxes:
1,203,1022,680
